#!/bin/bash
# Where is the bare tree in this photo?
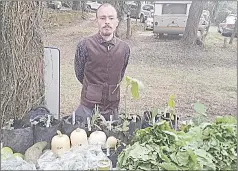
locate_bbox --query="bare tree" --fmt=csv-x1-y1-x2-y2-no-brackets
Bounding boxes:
202,1,219,41
0,1,45,126
229,20,237,44
210,1,219,24
182,1,206,45
135,1,141,24
72,1,81,10
111,1,126,38
81,1,87,20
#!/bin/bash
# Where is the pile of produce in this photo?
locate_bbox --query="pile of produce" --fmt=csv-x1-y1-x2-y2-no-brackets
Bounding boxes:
1,100,237,171
1,146,37,170
1,127,119,170
117,116,237,170
37,144,111,170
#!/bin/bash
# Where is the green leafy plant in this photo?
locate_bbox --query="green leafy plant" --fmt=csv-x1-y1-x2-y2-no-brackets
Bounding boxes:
192,102,207,126
117,115,237,170
117,120,215,170
105,76,144,143
143,94,177,129
124,76,143,117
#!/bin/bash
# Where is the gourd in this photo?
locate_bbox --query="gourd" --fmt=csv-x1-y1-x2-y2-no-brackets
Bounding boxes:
70,128,88,147
51,130,70,155
88,131,107,146
106,136,117,149
24,141,47,164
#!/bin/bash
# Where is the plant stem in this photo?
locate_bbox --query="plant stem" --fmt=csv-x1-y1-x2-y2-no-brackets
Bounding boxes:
124,86,128,118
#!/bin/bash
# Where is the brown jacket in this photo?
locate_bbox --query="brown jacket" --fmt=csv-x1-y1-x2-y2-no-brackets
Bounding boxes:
74,33,130,112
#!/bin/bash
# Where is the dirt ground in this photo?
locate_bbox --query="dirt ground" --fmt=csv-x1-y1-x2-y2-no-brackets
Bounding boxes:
43,10,237,122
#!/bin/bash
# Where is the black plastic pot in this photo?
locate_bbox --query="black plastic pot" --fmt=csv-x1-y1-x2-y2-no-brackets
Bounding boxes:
102,144,126,168
1,126,34,154
61,115,86,137
33,119,62,149
141,111,179,130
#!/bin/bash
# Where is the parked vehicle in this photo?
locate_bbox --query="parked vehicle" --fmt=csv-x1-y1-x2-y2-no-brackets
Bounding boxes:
145,17,154,30
47,1,62,10
218,14,237,37
85,1,102,11
153,1,192,36
125,2,154,23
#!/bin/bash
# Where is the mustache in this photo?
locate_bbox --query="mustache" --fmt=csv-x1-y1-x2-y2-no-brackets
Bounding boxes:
103,25,112,29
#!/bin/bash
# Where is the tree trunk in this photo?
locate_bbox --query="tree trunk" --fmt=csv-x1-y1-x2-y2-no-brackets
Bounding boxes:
136,1,141,24
181,1,206,45
229,20,237,44
211,1,219,24
113,1,125,38
126,15,131,38
72,1,81,10
81,1,86,20
203,1,219,41
0,1,45,127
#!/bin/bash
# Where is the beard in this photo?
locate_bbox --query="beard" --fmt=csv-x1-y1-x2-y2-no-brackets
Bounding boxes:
101,26,113,36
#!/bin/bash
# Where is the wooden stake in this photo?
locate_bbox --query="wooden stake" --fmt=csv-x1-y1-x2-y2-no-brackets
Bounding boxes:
126,13,131,39
223,38,228,48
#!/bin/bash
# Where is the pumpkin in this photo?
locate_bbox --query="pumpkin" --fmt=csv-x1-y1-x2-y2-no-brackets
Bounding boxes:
70,128,88,147
51,130,70,155
88,131,107,146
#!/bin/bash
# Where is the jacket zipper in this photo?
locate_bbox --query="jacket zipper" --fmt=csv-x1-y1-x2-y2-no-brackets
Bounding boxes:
103,45,110,110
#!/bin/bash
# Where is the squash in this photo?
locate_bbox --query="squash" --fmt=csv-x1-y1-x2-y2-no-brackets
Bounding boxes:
88,131,107,146
51,130,70,155
70,128,88,147
106,136,117,149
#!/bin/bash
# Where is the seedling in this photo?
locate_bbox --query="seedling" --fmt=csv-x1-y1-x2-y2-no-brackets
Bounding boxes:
192,102,207,125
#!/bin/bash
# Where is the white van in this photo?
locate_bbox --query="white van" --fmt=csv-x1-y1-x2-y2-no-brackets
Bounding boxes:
153,1,192,35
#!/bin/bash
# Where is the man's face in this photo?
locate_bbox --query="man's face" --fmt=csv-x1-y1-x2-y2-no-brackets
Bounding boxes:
96,5,119,36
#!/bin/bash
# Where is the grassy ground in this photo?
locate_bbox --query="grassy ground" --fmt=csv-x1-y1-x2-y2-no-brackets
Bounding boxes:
43,9,237,122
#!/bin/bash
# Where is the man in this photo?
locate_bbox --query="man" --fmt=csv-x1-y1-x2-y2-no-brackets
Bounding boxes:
74,3,130,123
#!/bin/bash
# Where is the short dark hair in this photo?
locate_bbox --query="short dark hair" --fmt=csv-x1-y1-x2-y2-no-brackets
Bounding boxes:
96,3,118,18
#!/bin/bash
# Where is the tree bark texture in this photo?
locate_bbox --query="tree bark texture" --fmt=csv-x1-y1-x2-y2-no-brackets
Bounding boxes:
203,1,219,41
136,1,141,24
114,1,125,38
0,1,45,127
182,1,206,45
72,1,81,10
229,20,237,44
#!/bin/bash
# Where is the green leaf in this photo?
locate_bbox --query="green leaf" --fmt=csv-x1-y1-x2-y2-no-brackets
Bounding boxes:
194,102,207,116
162,130,178,141
194,149,216,170
159,148,170,162
176,151,190,166
131,80,139,99
168,94,175,109
125,76,132,87
159,162,178,170
122,120,130,132
215,116,237,125
155,120,166,127
151,108,158,118
186,149,200,170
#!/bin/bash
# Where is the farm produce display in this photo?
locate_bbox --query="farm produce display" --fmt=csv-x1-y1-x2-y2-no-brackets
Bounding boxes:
1,123,120,170
117,115,237,170
1,96,237,170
